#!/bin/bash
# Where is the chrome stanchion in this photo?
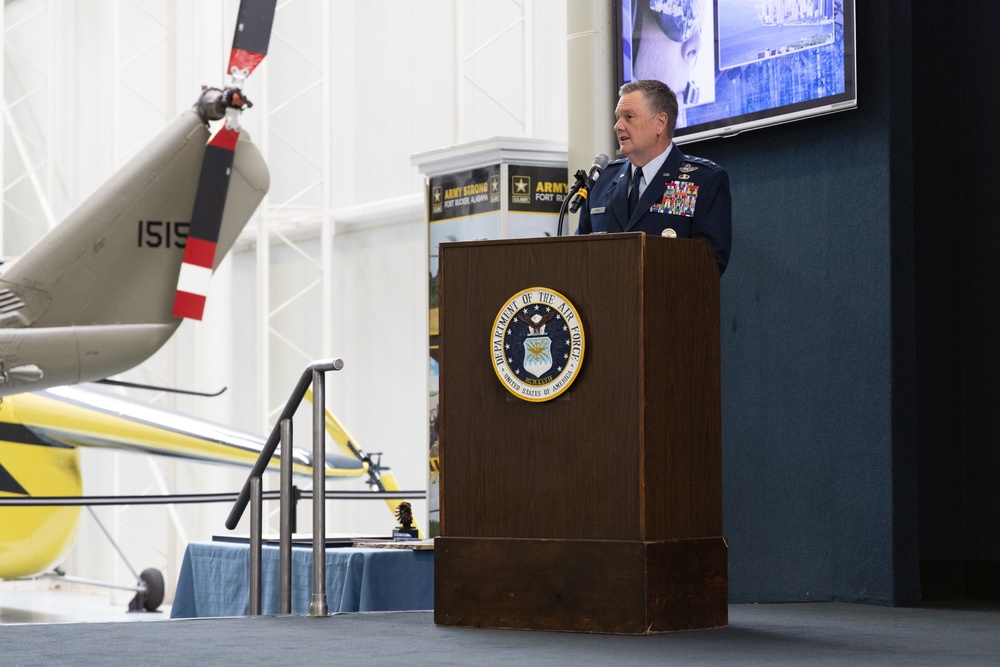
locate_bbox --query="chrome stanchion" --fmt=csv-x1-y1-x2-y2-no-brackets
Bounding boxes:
249,475,263,616
279,418,293,615
309,367,329,617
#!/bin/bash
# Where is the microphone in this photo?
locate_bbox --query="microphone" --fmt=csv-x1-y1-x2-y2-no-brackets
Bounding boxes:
568,153,610,213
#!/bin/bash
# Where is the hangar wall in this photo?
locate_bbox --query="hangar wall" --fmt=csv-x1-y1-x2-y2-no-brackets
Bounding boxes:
706,0,916,603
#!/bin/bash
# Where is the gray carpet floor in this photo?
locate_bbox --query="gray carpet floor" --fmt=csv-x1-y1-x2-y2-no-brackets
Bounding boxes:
2,602,998,666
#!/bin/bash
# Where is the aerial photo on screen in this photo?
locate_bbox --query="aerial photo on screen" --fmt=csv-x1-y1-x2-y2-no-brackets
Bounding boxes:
677,0,851,138
719,0,836,69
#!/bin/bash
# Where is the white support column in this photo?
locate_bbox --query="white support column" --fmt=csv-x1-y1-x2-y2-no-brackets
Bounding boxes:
454,0,464,142
523,0,535,138
2,0,57,234
166,0,177,115
45,0,54,213
0,3,5,255
112,0,121,169
566,0,618,234
320,0,333,360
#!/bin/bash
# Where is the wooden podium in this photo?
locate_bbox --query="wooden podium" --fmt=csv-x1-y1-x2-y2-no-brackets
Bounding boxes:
434,233,727,634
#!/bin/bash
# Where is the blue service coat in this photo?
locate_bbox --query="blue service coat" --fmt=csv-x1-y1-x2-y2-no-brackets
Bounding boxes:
576,147,732,275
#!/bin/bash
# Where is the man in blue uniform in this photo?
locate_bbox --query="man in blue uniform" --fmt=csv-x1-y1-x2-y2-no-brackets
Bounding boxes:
576,79,732,275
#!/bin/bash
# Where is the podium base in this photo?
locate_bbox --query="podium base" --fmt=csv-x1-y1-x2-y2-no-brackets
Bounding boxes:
434,536,727,634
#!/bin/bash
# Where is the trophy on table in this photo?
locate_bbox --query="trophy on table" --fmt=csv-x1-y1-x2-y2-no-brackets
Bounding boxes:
393,502,420,540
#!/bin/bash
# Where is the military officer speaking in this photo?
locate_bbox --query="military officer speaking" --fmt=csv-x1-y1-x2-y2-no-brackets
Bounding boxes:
576,79,732,276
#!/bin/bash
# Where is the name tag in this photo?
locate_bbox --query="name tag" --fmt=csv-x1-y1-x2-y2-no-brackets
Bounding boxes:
591,206,606,214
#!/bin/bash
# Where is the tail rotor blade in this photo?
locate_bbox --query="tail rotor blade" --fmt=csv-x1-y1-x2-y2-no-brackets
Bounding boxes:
172,125,240,320
229,0,277,80
174,0,276,321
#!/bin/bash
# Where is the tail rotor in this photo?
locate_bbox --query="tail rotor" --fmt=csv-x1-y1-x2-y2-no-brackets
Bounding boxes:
173,0,277,320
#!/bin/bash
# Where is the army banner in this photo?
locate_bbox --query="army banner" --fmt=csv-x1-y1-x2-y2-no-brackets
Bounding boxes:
507,165,569,238
508,165,570,214
416,143,568,538
427,164,503,536
429,165,501,222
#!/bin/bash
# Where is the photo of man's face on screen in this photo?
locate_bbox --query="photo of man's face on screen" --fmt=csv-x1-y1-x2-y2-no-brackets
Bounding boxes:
630,0,716,109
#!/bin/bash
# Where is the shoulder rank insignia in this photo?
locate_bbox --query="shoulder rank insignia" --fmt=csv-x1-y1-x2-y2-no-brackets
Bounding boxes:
684,155,719,168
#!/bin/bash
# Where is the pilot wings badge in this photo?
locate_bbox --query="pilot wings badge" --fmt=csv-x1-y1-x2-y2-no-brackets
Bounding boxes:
491,287,585,402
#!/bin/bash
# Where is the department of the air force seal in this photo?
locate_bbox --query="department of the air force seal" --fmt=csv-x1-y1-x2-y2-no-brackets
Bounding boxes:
491,287,585,402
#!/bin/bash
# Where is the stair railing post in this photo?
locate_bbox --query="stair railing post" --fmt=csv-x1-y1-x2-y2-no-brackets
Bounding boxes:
279,418,293,614
308,367,329,617
249,475,263,616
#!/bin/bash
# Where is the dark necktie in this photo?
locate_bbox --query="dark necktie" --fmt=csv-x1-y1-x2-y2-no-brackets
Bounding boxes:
628,166,643,217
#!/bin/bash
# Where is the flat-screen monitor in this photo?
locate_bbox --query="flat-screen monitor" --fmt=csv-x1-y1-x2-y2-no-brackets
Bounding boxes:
618,0,857,144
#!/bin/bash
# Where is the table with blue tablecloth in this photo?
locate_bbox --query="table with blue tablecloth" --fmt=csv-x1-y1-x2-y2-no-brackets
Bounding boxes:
170,541,434,618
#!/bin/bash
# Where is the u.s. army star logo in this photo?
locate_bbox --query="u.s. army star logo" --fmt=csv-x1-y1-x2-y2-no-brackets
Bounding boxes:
491,287,585,402
511,175,531,204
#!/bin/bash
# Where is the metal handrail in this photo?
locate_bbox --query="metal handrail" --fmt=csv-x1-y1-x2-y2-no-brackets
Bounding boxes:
226,358,343,617
225,358,344,530
220,358,427,617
